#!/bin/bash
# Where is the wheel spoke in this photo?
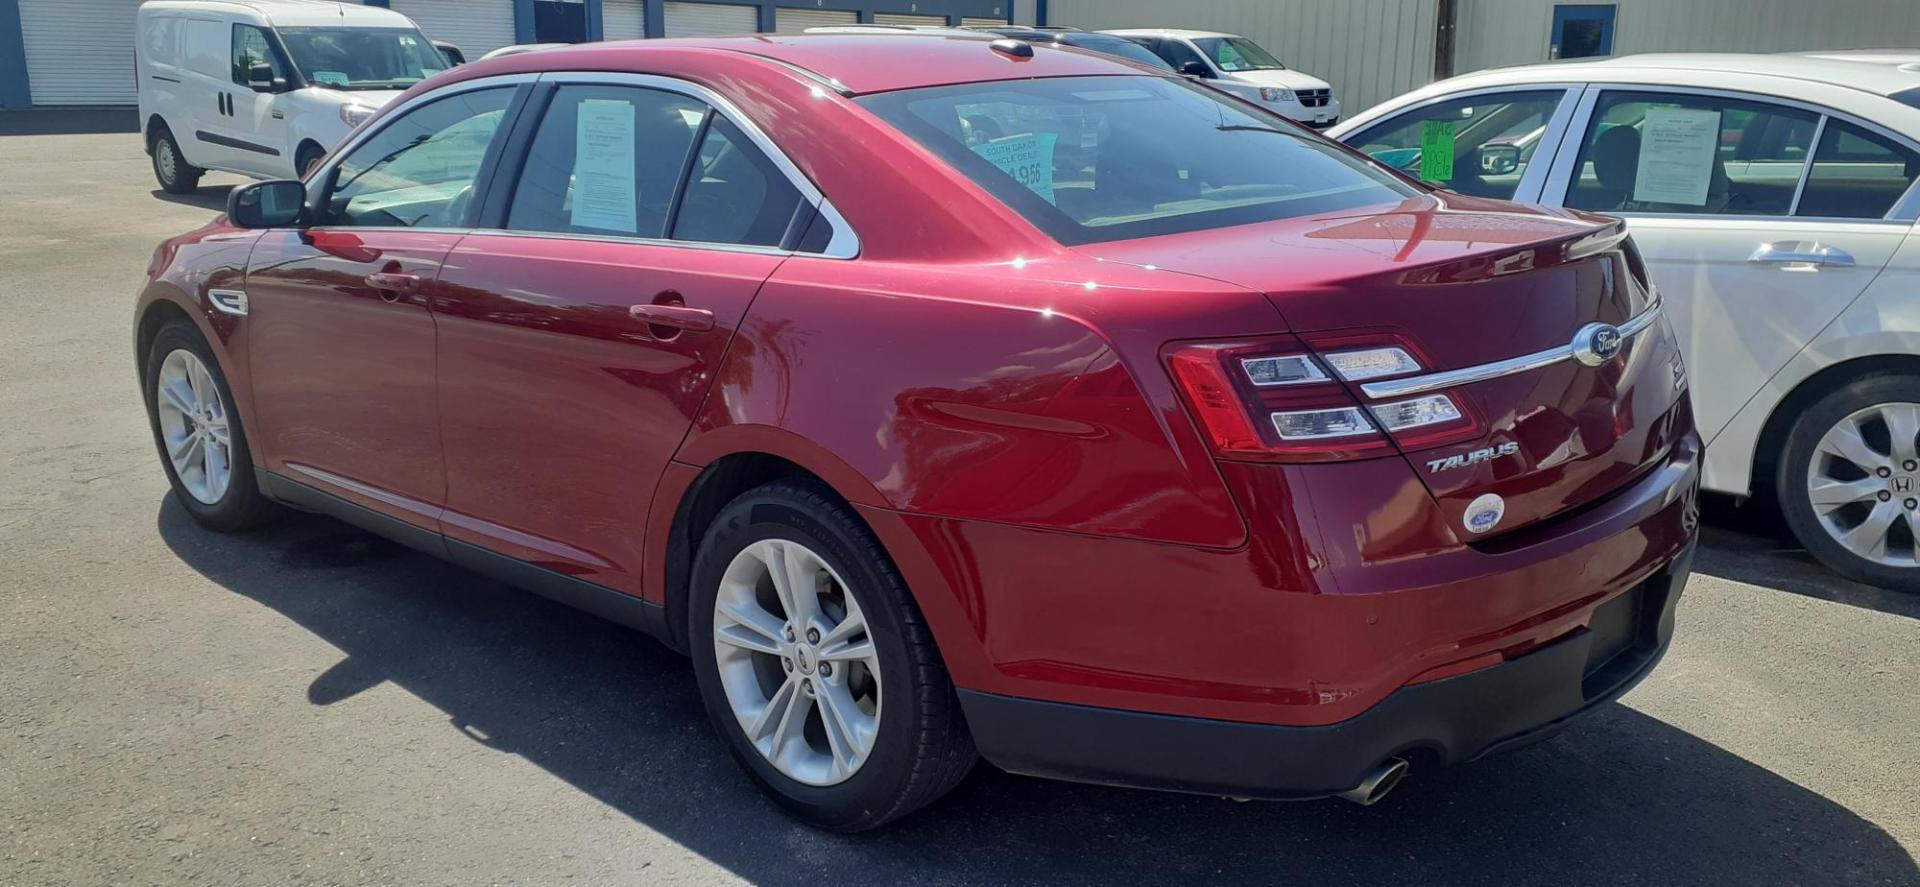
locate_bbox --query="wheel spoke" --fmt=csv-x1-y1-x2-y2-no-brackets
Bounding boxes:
817,636,873,665
745,675,801,745
1818,421,1889,472
763,541,820,626
1809,476,1882,510
1838,502,1898,559
187,362,213,409
158,381,195,416
167,430,200,463
1884,404,1920,466
814,681,865,775
714,599,787,656
204,418,231,448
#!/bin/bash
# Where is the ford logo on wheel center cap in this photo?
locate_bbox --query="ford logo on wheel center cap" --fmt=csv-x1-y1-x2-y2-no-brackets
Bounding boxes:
1571,322,1625,367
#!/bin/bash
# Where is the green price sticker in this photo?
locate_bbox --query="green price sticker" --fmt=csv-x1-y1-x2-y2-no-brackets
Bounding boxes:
1419,120,1455,182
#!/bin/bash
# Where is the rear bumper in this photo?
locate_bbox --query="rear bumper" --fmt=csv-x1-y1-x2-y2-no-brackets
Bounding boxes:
960,544,1693,799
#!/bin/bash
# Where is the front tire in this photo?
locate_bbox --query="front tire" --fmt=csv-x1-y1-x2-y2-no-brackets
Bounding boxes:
688,480,975,831
144,320,277,531
1777,374,1920,592
151,128,203,194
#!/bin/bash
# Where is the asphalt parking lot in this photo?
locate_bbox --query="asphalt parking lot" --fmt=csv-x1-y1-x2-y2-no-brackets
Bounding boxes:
2,118,1917,886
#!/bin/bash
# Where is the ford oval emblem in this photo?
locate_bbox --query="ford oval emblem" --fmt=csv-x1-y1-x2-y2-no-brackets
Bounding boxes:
1571,322,1624,367
1464,493,1505,535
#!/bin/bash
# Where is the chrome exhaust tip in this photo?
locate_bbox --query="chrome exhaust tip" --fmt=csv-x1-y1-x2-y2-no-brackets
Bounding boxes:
1334,757,1409,806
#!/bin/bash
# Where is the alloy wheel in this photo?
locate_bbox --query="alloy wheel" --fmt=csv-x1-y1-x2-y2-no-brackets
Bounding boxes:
711,538,882,786
1807,402,1920,567
154,348,233,505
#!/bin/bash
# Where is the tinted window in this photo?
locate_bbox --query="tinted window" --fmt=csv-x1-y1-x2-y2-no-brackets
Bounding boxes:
1796,120,1920,219
506,85,706,238
230,25,287,86
1347,90,1565,199
1058,34,1175,70
859,75,1417,246
1193,36,1284,72
322,87,514,228
672,116,805,247
1565,91,1817,216
1147,38,1209,73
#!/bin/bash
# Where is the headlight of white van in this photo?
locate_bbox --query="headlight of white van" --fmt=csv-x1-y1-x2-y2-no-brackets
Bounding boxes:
1259,87,1294,103
340,104,378,128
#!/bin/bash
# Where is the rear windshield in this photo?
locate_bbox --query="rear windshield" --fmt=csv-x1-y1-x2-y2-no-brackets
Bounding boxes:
1058,35,1176,70
857,75,1416,245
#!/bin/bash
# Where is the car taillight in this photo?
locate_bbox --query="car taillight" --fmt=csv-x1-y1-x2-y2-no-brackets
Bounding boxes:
1167,336,1482,462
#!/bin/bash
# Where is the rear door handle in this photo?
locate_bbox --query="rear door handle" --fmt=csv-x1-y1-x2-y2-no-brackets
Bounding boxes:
364,271,421,296
629,303,715,332
1748,241,1855,268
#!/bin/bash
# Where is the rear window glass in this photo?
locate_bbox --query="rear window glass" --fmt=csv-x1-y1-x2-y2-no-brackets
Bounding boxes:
857,75,1416,246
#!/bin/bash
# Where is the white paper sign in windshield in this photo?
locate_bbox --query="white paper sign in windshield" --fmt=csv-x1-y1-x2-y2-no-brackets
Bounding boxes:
972,132,1058,205
1633,107,1721,206
570,99,639,233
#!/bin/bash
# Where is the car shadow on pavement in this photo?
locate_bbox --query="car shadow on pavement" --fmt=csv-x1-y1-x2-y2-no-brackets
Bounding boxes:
148,185,234,213
156,498,1918,886
1697,493,1920,620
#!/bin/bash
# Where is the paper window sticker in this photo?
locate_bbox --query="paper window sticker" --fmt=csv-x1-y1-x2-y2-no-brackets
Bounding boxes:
570,99,640,233
1633,106,1721,206
1419,120,1456,182
971,132,1058,205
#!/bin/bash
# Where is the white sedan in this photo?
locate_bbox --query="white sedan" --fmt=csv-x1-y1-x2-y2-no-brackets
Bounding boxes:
1333,52,1920,590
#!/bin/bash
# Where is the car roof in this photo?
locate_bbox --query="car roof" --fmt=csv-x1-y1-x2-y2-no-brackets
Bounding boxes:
139,0,414,28
1099,29,1239,40
498,34,1159,95
1442,51,1920,99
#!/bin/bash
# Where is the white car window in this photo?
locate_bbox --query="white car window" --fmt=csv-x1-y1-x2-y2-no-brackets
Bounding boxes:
1347,90,1566,200
1566,91,1818,216
1796,120,1920,219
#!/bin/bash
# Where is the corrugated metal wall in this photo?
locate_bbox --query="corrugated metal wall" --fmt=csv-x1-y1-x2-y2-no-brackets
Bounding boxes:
1044,0,1438,112
1458,0,1920,74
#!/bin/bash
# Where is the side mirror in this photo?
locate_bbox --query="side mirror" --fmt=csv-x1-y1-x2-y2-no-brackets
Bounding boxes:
247,61,284,93
228,179,306,228
1478,143,1522,176
433,40,466,67
1179,60,1213,78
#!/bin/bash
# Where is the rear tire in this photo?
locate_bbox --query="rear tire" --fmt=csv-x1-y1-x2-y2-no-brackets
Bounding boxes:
688,480,975,831
144,319,277,532
1777,373,1920,592
151,128,203,194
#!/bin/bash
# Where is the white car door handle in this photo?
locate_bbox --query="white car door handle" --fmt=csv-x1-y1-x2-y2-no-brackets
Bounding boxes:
1748,241,1855,268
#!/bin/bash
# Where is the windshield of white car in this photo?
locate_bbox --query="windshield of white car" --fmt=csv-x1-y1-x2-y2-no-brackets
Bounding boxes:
277,27,446,91
1194,37,1286,72
859,75,1415,245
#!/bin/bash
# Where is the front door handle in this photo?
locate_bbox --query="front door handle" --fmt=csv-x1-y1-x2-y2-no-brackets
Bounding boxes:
1748,241,1855,268
364,271,420,297
629,303,715,332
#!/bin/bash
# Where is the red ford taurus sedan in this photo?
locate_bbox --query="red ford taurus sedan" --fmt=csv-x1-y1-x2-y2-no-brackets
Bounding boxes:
136,34,1699,830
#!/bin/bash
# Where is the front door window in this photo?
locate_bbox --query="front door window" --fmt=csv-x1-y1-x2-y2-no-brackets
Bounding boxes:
1345,90,1567,199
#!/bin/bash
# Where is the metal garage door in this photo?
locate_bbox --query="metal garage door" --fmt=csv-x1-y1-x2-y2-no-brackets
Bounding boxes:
961,16,1010,27
874,13,945,28
603,0,646,40
774,8,857,34
389,0,519,58
663,2,760,37
20,0,142,105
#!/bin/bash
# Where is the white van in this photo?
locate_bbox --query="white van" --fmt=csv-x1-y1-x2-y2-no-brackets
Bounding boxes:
137,0,455,193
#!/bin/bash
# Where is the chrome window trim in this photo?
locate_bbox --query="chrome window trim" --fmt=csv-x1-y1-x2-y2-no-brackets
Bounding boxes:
1340,83,1586,204
305,71,861,259
464,228,795,258
1541,82,1920,222
1360,297,1663,400
536,70,860,259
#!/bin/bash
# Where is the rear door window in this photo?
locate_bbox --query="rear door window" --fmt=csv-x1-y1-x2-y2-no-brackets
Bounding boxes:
1795,119,1920,219
1564,90,1818,215
671,116,805,248
505,85,707,238
1345,90,1567,199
